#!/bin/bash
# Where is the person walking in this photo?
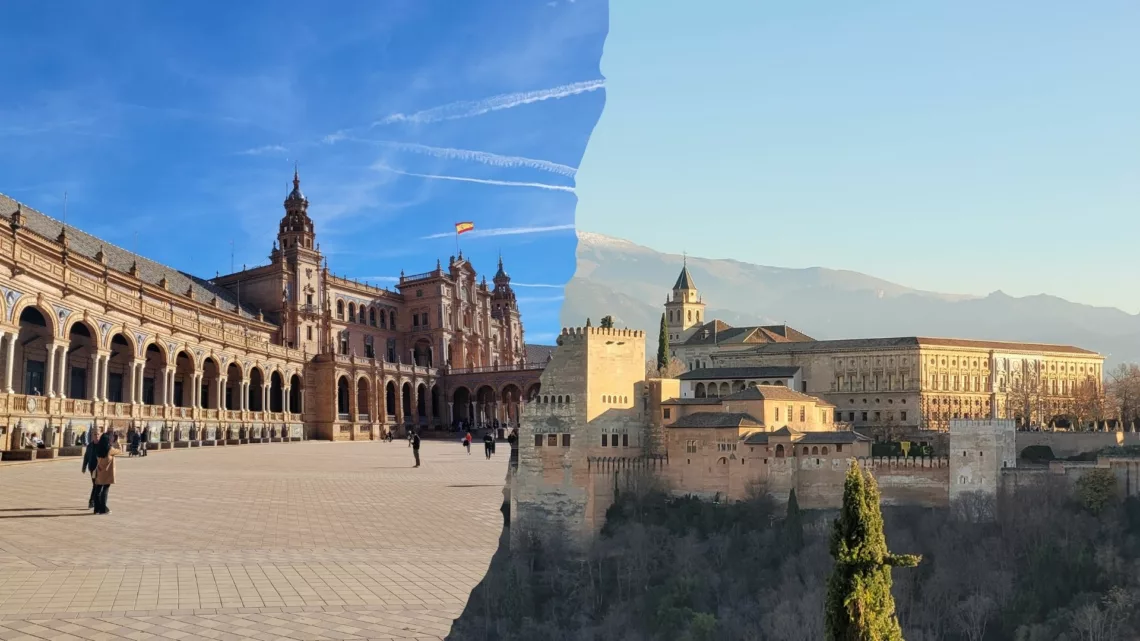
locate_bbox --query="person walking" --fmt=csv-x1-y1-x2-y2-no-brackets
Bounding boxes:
140,426,150,457
81,426,101,509
92,430,121,515
463,431,472,455
411,430,421,467
483,430,494,459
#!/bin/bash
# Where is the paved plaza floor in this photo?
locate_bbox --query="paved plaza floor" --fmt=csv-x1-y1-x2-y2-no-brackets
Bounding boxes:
0,441,510,640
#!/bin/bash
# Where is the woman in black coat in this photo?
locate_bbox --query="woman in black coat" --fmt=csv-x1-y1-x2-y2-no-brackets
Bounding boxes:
80,427,101,509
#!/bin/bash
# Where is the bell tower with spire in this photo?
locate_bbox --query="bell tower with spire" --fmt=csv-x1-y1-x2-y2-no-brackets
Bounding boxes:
664,254,705,344
490,253,526,366
273,167,322,353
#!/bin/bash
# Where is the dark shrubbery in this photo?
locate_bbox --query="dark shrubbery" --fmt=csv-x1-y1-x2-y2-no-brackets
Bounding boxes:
448,473,1140,641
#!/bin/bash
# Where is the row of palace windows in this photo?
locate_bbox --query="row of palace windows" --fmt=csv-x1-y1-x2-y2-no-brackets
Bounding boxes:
682,441,840,457
338,333,397,361
534,433,571,447
602,395,629,404
336,300,397,329
601,433,629,447
837,357,910,369
839,410,908,423
537,394,571,404
837,375,910,392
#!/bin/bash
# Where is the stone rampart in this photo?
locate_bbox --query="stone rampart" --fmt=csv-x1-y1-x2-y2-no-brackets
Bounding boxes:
859,456,951,507
1015,430,1140,459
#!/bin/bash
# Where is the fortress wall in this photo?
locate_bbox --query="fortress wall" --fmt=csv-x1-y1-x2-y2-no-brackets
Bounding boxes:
859,456,951,507
1015,431,1139,459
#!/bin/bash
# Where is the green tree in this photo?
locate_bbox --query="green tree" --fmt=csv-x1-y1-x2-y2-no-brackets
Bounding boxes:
1076,468,1117,514
825,461,921,641
784,488,804,552
600,315,615,329
657,312,670,371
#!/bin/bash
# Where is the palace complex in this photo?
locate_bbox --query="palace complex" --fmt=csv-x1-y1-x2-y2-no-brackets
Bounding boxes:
0,172,547,455
662,263,1105,432
509,323,1138,546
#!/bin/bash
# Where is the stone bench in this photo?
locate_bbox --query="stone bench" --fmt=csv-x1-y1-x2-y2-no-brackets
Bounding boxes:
226,439,241,445
174,441,190,449
1,449,35,461
57,446,84,457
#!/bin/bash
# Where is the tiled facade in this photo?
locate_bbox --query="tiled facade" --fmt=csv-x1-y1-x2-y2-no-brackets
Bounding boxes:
0,172,545,452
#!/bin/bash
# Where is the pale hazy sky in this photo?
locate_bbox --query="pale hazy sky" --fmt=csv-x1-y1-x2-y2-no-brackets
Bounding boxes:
575,1,1140,313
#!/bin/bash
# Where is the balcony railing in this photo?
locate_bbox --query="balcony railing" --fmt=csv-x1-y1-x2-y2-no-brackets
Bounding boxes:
445,362,547,376
330,354,440,378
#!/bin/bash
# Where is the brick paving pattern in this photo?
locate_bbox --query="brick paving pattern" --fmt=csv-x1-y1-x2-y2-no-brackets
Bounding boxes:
0,441,509,640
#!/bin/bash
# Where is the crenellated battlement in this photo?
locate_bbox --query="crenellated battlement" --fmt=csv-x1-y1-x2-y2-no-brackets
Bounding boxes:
557,326,646,344
588,454,668,471
521,397,580,420
858,456,950,469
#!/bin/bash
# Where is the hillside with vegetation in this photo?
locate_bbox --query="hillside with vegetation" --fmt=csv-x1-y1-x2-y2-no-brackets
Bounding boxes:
448,471,1140,641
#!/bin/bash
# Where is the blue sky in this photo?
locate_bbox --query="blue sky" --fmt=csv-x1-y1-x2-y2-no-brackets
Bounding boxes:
0,0,607,343
577,0,1140,312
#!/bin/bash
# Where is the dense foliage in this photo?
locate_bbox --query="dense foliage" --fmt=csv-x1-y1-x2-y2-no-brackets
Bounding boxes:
448,472,1140,641
657,312,669,371
825,462,919,641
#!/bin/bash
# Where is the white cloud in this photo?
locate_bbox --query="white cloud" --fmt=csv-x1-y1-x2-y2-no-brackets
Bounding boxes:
237,144,288,156
518,295,565,303
374,164,574,193
351,140,577,177
420,224,575,240
512,282,566,288
374,79,604,125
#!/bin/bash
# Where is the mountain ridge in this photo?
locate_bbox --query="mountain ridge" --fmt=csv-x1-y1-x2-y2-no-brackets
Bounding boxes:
562,232,1140,367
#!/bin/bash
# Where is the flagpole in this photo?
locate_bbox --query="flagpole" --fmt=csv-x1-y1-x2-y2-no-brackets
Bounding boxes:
455,226,460,256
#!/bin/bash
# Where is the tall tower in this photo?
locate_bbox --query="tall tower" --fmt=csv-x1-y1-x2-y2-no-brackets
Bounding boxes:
272,169,323,353
664,257,705,344
490,254,525,366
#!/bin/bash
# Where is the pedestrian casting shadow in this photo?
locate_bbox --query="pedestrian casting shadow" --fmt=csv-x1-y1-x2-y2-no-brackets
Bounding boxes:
0,507,86,512
0,513,93,519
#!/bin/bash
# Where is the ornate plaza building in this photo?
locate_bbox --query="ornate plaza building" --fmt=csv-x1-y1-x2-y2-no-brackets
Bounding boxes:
663,265,1105,431
0,172,545,454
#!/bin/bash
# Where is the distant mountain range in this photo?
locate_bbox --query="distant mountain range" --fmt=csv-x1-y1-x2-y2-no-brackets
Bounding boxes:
562,232,1140,368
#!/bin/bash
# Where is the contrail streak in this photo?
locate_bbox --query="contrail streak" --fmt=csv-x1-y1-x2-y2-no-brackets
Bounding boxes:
375,165,575,192
375,79,604,125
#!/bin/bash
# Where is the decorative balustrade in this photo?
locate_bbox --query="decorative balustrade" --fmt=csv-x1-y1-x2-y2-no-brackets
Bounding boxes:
445,362,547,375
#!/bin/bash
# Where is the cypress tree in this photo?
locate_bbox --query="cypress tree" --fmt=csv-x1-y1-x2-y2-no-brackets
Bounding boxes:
585,317,592,327
784,488,804,552
825,461,920,641
657,312,669,372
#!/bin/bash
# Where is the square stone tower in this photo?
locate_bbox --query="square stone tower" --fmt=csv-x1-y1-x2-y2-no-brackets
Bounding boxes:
511,326,648,546
949,418,1017,503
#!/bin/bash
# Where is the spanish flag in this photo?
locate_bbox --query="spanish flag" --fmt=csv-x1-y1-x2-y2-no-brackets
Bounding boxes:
455,221,475,235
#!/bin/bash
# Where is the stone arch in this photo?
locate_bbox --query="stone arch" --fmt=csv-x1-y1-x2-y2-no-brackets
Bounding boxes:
336,299,345,319
476,385,495,427
452,386,472,424
369,307,377,327
289,373,303,413
63,317,99,399
775,444,785,458
12,298,57,339
202,357,221,409
431,384,441,421
388,310,396,329
718,382,730,396
695,382,706,398
413,338,433,367
525,383,541,401
105,331,135,402
174,349,195,407
225,361,243,410
247,366,265,411
357,376,371,419
501,384,522,427
417,382,427,420
385,380,397,419
142,342,168,405
401,381,413,420
337,376,350,416
348,302,357,323
270,370,285,412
